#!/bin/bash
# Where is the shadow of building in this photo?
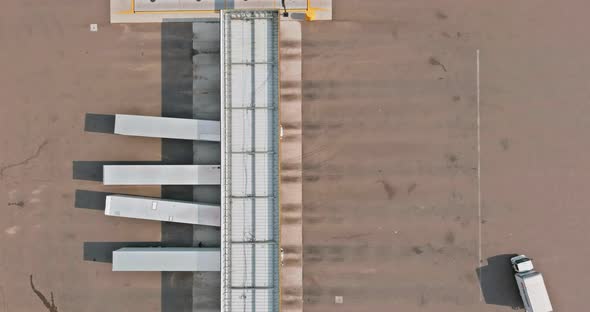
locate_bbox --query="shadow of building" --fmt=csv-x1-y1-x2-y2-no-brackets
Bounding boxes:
161,21,221,312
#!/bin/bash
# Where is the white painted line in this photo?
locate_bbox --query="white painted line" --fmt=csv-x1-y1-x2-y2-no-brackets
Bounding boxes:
476,49,483,301
90,24,98,32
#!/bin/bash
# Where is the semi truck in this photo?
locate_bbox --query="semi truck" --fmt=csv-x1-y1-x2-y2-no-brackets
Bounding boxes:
510,255,553,312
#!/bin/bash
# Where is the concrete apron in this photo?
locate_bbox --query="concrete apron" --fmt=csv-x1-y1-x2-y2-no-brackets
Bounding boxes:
110,0,332,23
279,21,303,312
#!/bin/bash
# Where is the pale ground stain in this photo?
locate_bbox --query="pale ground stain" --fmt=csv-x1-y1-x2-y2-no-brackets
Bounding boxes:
4,226,20,235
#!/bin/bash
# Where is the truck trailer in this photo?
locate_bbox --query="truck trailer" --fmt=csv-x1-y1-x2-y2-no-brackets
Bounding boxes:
511,255,553,312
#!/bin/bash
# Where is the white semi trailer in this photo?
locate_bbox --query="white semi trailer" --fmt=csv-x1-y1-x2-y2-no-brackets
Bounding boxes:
510,255,553,312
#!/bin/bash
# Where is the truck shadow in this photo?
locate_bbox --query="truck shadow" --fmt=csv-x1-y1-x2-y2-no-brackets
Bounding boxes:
476,254,525,309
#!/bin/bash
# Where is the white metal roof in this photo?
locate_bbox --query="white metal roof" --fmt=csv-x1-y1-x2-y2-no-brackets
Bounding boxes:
105,195,221,226
103,165,221,185
220,10,280,312
112,247,221,271
114,114,220,141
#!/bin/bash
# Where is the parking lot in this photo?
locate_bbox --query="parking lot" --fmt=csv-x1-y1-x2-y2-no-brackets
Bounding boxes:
301,0,590,311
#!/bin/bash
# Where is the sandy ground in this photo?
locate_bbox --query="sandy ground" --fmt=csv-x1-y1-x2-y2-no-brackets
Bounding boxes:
2,0,590,311
0,1,164,311
301,0,590,311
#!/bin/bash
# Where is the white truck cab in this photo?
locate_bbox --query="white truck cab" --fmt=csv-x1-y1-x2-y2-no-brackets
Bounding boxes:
510,255,553,312
511,254,535,273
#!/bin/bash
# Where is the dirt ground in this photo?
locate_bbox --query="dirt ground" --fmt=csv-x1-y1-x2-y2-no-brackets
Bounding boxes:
0,1,164,311
2,0,590,312
302,0,590,311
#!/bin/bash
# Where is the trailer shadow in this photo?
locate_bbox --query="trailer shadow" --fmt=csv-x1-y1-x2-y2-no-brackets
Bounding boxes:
83,241,162,263
74,189,113,211
476,254,525,309
84,113,115,134
72,160,163,182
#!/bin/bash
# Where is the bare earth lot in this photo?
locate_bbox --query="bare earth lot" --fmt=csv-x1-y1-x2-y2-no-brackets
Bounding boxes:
2,0,590,312
0,1,163,311
302,0,590,311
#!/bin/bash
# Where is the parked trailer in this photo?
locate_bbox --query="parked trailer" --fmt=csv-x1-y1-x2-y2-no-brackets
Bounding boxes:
105,195,220,226
114,114,220,141
112,247,220,272
103,165,220,185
